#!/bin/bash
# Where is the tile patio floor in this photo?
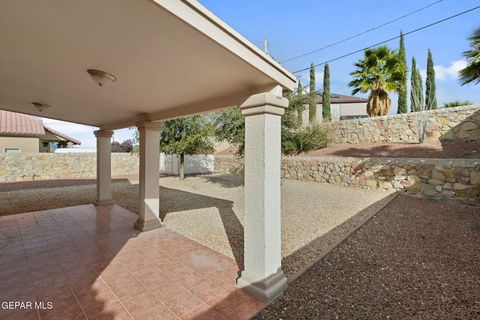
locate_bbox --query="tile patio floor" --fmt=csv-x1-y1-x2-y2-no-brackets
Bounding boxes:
0,205,264,320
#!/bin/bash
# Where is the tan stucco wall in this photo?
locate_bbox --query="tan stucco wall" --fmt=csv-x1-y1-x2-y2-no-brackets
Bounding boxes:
0,136,39,153
301,102,367,126
337,103,368,117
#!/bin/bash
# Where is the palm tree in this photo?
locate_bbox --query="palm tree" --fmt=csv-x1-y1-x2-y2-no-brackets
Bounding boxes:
349,46,405,117
460,27,480,85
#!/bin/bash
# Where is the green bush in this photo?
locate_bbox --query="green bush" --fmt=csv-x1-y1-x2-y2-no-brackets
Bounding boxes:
282,125,327,155
443,100,473,108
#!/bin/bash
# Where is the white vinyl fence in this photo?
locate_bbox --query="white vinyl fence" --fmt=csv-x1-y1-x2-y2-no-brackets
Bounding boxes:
159,153,214,175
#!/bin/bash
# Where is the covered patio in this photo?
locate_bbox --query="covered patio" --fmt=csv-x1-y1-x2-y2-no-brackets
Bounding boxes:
0,0,296,318
0,205,262,320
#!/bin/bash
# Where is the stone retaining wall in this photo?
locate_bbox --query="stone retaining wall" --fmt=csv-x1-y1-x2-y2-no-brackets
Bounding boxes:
215,155,480,202
0,153,139,182
324,105,480,144
214,155,244,175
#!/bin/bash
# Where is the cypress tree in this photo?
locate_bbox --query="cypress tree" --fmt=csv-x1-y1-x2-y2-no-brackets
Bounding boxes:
425,49,437,109
410,57,424,112
309,63,317,124
397,32,408,113
296,81,304,126
410,57,418,111
322,64,331,121
417,65,425,111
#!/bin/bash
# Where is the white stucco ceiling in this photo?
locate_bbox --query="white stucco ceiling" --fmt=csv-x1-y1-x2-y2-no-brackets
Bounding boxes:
0,0,295,129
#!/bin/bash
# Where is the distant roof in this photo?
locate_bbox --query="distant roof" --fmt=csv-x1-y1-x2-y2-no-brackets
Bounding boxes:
44,126,81,145
0,110,80,144
316,92,368,104
0,110,44,135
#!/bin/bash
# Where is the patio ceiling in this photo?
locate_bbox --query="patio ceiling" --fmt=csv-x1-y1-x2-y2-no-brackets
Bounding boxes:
0,0,295,129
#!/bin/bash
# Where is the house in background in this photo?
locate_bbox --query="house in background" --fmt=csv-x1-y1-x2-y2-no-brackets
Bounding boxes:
302,92,368,126
0,110,80,153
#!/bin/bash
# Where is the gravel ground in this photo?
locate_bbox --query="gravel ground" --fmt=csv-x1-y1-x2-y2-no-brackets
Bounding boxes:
254,194,480,320
0,174,393,277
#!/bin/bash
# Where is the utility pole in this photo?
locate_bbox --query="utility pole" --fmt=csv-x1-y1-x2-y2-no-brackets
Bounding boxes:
263,38,269,56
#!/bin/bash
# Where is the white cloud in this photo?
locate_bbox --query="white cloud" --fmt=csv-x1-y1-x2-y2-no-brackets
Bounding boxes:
38,118,136,148
296,71,324,92
40,117,97,147
419,60,467,81
41,118,96,134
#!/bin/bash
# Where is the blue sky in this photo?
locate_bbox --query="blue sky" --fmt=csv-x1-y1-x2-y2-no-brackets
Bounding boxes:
44,0,480,147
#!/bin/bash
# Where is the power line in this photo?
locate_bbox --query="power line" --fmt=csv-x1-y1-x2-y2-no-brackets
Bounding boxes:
293,5,480,74
281,0,444,63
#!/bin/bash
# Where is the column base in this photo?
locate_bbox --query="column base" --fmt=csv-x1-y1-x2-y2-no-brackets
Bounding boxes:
93,199,114,206
237,268,288,303
134,218,163,232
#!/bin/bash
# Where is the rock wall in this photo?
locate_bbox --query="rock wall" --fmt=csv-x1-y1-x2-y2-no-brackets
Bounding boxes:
323,105,480,144
0,153,139,182
214,155,244,175
215,155,480,202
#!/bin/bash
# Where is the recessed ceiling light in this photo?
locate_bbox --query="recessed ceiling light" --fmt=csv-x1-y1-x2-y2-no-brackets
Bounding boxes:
87,69,117,87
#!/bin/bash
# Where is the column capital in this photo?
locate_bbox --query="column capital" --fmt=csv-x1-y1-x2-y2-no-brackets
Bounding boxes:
240,92,288,117
94,129,114,138
135,121,164,131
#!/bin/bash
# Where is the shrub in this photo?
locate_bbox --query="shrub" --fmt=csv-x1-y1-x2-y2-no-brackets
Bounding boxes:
282,125,327,155
111,139,133,153
443,100,473,108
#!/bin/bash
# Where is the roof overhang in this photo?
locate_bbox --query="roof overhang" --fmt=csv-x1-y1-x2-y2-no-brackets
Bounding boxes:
0,0,295,130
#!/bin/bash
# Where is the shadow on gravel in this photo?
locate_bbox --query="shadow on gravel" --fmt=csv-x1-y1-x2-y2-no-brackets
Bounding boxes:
190,190,399,320
159,186,245,269
200,174,244,188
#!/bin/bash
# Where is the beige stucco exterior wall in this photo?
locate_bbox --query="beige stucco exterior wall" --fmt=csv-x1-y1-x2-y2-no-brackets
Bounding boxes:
0,136,39,153
337,103,368,117
301,102,368,127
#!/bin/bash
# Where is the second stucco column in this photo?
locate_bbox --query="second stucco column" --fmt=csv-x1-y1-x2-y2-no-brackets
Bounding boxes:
135,121,164,231
94,129,114,206
237,86,288,302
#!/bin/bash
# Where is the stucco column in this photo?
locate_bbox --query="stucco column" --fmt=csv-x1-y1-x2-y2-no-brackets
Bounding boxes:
237,86,288,302
94,129,114,206
135,121,164,231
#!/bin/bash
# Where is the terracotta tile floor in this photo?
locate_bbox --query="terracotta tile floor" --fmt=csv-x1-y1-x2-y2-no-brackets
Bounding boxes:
0,205,264,320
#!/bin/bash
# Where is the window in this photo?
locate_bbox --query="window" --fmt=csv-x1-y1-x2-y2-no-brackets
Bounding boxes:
4,148,21,153
40,141,49,153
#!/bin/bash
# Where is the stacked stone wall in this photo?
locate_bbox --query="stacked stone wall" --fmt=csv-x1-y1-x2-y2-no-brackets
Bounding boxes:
323,105,480,144
215,155,480,202
0,153,139,182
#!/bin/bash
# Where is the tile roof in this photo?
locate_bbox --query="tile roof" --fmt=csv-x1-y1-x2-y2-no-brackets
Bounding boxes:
0,110,80,144
0,110,45,135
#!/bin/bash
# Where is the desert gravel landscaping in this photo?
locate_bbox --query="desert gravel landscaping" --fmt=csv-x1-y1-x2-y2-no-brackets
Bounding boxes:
254,194,480,320
1,175,479,319
0,174,393,277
